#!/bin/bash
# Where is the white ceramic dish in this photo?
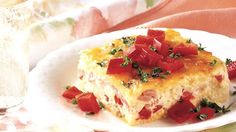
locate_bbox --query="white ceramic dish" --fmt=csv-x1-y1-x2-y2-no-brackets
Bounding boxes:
28,28,236,132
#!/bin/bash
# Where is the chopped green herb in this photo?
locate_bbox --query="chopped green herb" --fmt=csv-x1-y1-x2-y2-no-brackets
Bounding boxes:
138,68,149,82
121,36,135,47
169,53,182,59
186,38,192,43
209,59,217,66
150,46,157,52
99,101,105,109
160,71,171,79
121,56,132,67
109,48,123,55
66,85,71,90
200,98,233,113
191,106,200,113
86,112,95,115
96,61,106,67
197,114,208,121
168,47,173,54
132,62,139,69
226,58,233,65
221,105,231,113
71,98,77,105
121,81,133,88
151,67,163,78
198,43,206,51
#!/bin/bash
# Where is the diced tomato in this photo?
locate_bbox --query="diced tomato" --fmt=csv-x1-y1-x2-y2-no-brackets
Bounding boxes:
152,39,162,51
77,93,100,113
227,61,236,80
138,106,152,119
215,75,223,83
173,44,198,56
159,42,170,57
167,100,195,123
153,105,162,113
135,35,154,46
181,91,194,101
147,29,165,42
159,58,184,72
114,95,123,106
107,58,132,74
127,45,163,67
192,107,215,122
62,86,82,99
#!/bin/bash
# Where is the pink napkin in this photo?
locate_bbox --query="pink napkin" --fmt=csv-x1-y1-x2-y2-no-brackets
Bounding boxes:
107,0,236,38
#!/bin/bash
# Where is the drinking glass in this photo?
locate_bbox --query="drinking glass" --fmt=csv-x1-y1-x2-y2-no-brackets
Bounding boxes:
0,2,30,114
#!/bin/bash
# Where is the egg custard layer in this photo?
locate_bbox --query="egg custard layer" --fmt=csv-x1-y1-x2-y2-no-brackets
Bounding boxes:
75,29,230,125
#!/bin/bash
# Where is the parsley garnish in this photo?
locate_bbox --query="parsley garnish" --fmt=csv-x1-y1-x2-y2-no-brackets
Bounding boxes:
65,85,70,90
150,46,157,52
109,48,123,55
209,59,217,66
198,43,206,51
168,47,173,54
226,58,232,65
151,67,163,78
197,114,208,121
169,53,182,59
186,38,192,43
96,61,106,67
71,98,77,105
160,71,171,79
121,81,133,88
132,62,139,69
99,101,105,109
200,98,233,113
121,36,135,47
121,56,132,67
138,68,149,82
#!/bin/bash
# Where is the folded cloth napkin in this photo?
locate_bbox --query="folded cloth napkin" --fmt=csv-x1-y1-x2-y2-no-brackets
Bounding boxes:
108,0,236,38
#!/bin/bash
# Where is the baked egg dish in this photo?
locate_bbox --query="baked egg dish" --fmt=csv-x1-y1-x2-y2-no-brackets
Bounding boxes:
74,29,230,125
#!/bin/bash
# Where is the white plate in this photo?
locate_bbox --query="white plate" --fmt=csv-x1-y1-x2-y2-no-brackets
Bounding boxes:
28,28,236,132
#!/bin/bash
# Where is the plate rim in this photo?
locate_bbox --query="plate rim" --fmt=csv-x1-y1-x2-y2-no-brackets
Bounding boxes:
29,28,236,132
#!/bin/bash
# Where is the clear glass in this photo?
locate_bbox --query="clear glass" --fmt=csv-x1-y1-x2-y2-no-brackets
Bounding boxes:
0,2,30,114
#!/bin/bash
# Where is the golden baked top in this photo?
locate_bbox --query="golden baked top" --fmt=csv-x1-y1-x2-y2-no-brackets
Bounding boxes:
78,29,226,101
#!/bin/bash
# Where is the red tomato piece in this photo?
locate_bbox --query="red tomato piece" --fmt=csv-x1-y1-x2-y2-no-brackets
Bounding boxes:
153,105,163,113
114,95,123,106
227,61,236,80
181,91,194,101
138,106,152,119
192,107,215,122
135,35,154,46
167,100,196,123
215,75,223,83
62,86,82,99
107,58,132,74
77,93,100,113
159,42,170,57
173,44,198,56
159,58,184,72
127,45,163,67
147,29,165,42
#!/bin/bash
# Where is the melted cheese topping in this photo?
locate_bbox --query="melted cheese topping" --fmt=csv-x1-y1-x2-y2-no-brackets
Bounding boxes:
78,29,227,105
